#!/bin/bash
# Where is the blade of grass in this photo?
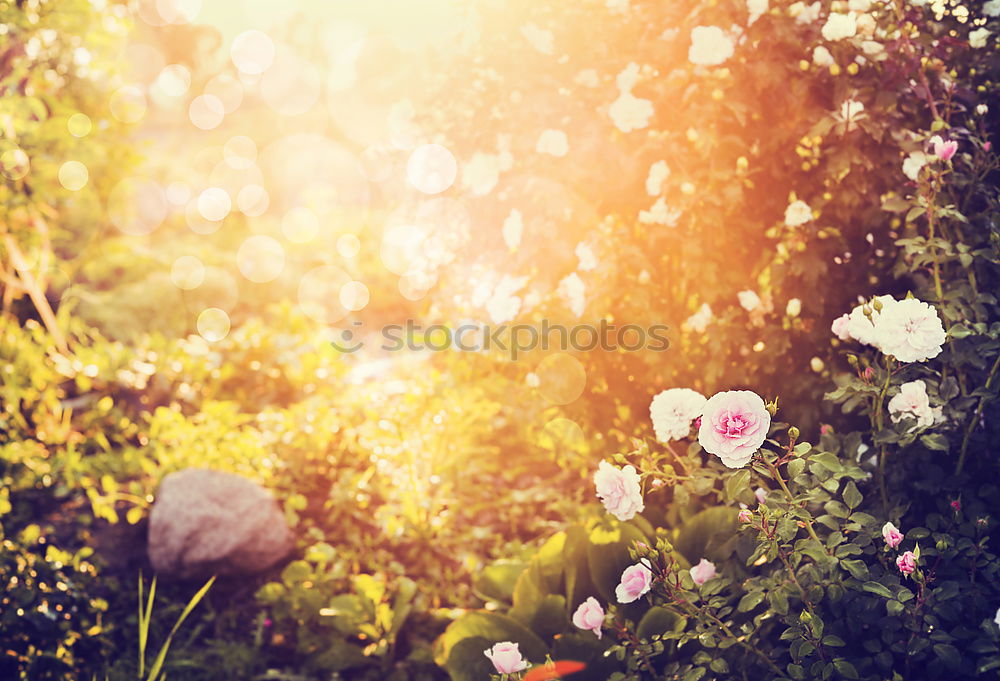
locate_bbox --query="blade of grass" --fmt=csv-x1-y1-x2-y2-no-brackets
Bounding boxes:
144,575,215,681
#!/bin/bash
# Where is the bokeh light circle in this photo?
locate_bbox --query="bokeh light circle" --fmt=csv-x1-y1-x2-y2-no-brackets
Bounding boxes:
223,136,257,169
67,113,92,137
236,235,285,283
109,86,147,124
260,52,321,116
197,187,232,222
155,0,201,24
189,94,225,130
197,307,230,342
281,206,320,243
205,73,243,113
406,144,457,194
337,233,361,258
0,149,30,181
58,161,89,191
170,255,205,290
535,353,587,405
155,64,191,97
230,30,275,75
339,281,370,311
236,184,270,216
298,265,352,325
107,178,167,235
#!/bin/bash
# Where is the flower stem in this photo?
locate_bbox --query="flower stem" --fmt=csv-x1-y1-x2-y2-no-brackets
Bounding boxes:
956,350,1000,475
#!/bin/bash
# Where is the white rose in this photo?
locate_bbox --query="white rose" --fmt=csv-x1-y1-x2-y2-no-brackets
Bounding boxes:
786,298,802,317
874,298,946,363
784,199,813,227
649,388,707,442
888,380,935,430
821,12,857,41
985,0,1000,18
846,295,896,346
594,461,645,521
688,26,735,66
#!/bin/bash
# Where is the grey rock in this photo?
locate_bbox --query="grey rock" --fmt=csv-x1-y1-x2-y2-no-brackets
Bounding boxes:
148,468,293,579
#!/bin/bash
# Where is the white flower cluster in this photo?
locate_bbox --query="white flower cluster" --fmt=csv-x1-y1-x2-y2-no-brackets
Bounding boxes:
609,62,654,133
831,295,946,363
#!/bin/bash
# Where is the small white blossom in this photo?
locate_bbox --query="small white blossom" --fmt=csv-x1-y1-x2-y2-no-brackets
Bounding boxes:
970,28,990,49
791,1,822,23
747,0,768,24
786,298,802,317
639,197,682,226
888,380,937,430
559,272,586,317
461,152,500,196
738,289,762,312
821,12,857,41
536,129,568,157
985,0,1000,17
645,160,670,196
684,303,713,333
502,209,523,250
576,242,597,271
813,45,835,67
521,23,555,54
688,26,735,66
609,92,654,132
784,200,813,227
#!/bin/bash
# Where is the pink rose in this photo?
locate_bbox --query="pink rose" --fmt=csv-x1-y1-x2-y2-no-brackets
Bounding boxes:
483,642,528,674
934,138,958,161
697,390,771,467
571,597,605,639
738,508,753,523
690,558,717,585
896,550,917,575
831,313,851,341
881,521,904,549
616,562,653,603
594,461,645,521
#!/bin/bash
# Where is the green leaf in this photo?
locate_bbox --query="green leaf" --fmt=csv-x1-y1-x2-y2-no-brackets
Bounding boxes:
737,590,765,612
637,606,684,640
842,481,862,510
861,581,893,598
724,469,751,504
840,559,869,580
833,658,859,679
673,507,738,565
920,433,949,451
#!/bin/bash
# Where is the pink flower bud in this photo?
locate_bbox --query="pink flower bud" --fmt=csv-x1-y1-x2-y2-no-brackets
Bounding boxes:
754,487,768,505
896,550,917,575
571,597,605,639
863,367,875,380
985,142,992,152
484,642,528,675
616,562,653,603
882,522,904,549
820,424,833,436
738,509,753,523
934,138,958,161
689,558,717,585
951,499,961,512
